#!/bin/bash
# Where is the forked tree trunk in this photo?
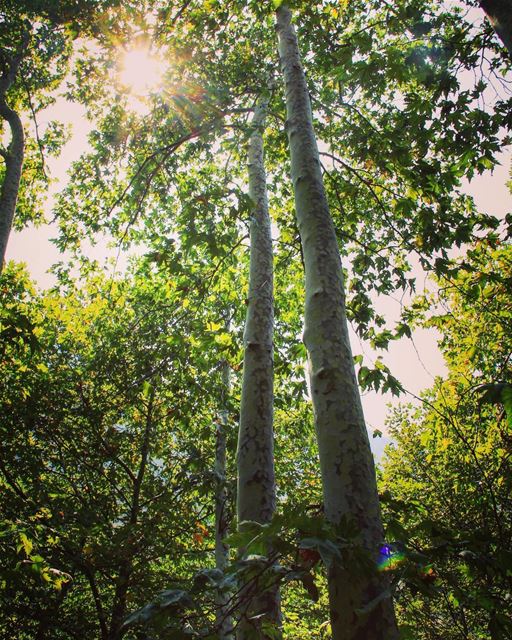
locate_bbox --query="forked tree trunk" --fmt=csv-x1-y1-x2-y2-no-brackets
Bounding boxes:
479,0,512,60
215,358,233,640
275,5,398,640
236,92,280,640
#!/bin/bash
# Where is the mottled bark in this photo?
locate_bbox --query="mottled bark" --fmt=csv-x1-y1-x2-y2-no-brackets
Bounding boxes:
276,6,398,640
236,94,280,640
0,34,28,273
216,359,233,640
480,0,512,60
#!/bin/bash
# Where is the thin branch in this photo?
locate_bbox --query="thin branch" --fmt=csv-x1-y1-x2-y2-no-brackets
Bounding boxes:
20,73,48,180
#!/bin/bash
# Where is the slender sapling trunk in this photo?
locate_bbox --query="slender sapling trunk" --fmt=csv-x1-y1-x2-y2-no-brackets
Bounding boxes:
215,357,234,640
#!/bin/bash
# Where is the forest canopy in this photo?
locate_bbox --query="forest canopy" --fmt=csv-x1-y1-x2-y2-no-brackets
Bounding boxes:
0,1,511,639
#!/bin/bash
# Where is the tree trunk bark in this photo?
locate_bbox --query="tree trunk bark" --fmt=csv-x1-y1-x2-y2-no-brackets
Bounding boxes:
215,358,234,640
275,6,398,640
480,0,512,61
0,38,27,273
236,92,280,640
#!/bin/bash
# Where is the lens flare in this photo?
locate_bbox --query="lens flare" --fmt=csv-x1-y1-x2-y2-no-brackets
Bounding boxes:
378,543,405,572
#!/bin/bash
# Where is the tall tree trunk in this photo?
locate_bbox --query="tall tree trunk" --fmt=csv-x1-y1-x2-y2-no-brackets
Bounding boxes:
0,37,27,273
479,0,512,60
215,357,233,640
236,92,280,640
275,6,398,640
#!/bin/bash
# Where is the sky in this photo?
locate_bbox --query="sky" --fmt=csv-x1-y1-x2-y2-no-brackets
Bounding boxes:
4,37,512,459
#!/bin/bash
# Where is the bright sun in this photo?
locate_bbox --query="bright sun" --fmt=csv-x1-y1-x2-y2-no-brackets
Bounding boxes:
119,48,165,96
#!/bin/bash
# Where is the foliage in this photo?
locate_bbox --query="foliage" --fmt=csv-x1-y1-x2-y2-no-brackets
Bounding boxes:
0,0,122,232
380,243,512,640
0,262,237,638
1,0,512,638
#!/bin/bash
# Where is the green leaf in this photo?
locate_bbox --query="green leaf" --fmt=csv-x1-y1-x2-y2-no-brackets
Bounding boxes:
18,533,33,557
477,382,509,405
299,537,342,567
121,589,194,631
501,386,512,428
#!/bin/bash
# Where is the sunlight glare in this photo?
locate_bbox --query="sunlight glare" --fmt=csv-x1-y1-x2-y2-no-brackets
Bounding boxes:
119,47,165,96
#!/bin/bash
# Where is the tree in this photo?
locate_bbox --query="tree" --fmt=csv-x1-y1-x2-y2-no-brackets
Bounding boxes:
236,90,281,638
215,354,233,640
380,241,512,640
0,261,237,639
3,1,512,638
275,5,398,638
47,0,510,636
